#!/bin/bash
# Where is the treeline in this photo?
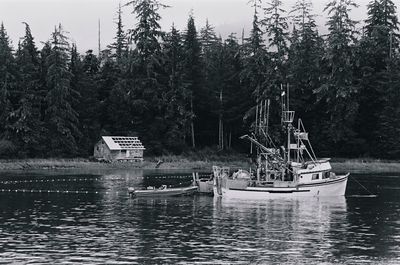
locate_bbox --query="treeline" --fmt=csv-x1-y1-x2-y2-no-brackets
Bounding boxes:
0,0,399,158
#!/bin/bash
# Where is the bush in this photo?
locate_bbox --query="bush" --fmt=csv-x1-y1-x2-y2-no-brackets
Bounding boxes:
0,140,17,157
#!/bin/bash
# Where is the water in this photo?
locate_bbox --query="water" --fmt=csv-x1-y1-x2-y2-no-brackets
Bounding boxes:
0,170,399,264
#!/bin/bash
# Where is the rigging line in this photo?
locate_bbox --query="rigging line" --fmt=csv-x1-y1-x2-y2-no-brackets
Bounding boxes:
350,176,375,196
300,119,318,162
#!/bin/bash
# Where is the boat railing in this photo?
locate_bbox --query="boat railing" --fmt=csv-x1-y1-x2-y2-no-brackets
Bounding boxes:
282,111,295,123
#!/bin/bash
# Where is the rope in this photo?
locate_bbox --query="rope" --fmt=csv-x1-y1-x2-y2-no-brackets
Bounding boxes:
0,189,113,194
350,175,375,196
0,175,198,185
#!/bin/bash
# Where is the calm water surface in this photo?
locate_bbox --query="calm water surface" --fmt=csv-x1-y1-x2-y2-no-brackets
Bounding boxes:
0,169,399,264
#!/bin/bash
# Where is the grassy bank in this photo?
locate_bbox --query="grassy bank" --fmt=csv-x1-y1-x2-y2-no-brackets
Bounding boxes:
0,153,251,171
1,157,400,174
331,159,400,174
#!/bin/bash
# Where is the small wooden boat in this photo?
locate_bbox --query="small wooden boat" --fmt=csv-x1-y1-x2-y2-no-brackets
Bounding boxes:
128,185,198,198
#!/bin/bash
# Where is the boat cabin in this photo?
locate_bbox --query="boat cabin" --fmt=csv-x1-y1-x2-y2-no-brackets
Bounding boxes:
295,161,333,184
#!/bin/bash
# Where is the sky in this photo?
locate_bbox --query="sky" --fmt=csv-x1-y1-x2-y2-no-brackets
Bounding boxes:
0,0,369,53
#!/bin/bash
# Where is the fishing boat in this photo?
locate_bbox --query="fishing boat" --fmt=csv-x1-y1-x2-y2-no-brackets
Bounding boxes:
128,185,198,198
213,86,349,199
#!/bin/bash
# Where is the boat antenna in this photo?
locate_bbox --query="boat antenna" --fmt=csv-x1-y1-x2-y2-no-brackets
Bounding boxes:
266,99,270,136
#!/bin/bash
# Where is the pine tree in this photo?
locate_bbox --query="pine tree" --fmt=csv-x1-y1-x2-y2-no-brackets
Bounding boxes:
183,14,203,148
200,19,218,72
125,0,167,154
262,0,289,122
316,0,359,155
263,0,289,57
219,34,249,150
0,22,16,156
360,0,400,157
108,3,128,63
200,21,222,148
9,23,46,156
126,0,167,69
160,25,191,152
241,4,271,134
45,24,81,156
98,55,119,134
287,1,323,141
70,47,101,156
375,59,400,158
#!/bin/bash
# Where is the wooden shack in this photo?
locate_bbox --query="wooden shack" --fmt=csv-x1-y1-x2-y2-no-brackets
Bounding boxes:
94,136,145,162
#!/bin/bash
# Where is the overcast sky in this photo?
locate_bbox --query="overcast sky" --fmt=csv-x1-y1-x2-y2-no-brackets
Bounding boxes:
0,0,369,53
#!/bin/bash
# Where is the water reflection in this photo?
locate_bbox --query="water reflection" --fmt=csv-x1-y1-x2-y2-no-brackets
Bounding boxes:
210,197,348,264
0,171,399,264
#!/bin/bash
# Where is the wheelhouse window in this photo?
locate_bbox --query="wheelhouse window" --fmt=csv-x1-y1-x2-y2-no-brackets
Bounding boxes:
312,174,319,180
323,172,330,179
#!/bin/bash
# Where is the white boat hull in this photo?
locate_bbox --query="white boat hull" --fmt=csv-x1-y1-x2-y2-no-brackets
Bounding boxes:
214,174,349,199
128,186,198,197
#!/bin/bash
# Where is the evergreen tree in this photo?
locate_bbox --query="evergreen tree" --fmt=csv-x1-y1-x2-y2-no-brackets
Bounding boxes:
183,14,203,148
200,19,218,72
70,47,101,156
0,22,16,155
160,25,191,152
375,58,400,158
200,21,222,148
316,0,359,155
287,1,324,141
125,0,167,154
126,0,167,69
262,0,289,123
9,23,46,156
359,0,400,157
263,0,289,57
45,24,81,156
108,3,128,63
98,56,119,133
219,34,249,150
241,3,271,137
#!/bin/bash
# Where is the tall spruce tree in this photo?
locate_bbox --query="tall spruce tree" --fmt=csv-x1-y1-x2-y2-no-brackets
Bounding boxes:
288,1,323,143
108,3,128,63
126,0,166,68
262,0,289,127
0,23,17,156
160,25,191,152
200,19,218,74
98,55,119,134
317,0,359,156
125,0,167,154
241,3,271,137
200,21,221,148
360,0,400,157
263,0,289,57
70,47,101,156
183,14,203,148
9,23,46,156
45,24,81,156
219,34,249,150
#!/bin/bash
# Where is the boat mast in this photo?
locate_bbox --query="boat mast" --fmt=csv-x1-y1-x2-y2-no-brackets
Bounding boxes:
287,84,290,163
282,84,294,165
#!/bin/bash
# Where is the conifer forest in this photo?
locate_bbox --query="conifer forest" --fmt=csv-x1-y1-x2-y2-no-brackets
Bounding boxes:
0,0,400,159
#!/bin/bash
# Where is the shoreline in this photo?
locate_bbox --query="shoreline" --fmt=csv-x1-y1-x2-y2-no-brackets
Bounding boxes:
1,158,400,174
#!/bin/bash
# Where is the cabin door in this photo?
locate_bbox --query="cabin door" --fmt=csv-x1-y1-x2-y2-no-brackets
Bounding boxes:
126,150,130,157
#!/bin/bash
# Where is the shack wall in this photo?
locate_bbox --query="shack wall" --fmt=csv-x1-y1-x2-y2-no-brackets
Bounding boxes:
110,150,144,161
94,140,112,160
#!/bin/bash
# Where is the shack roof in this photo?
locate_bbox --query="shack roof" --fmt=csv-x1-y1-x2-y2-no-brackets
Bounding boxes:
102,136,145,151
